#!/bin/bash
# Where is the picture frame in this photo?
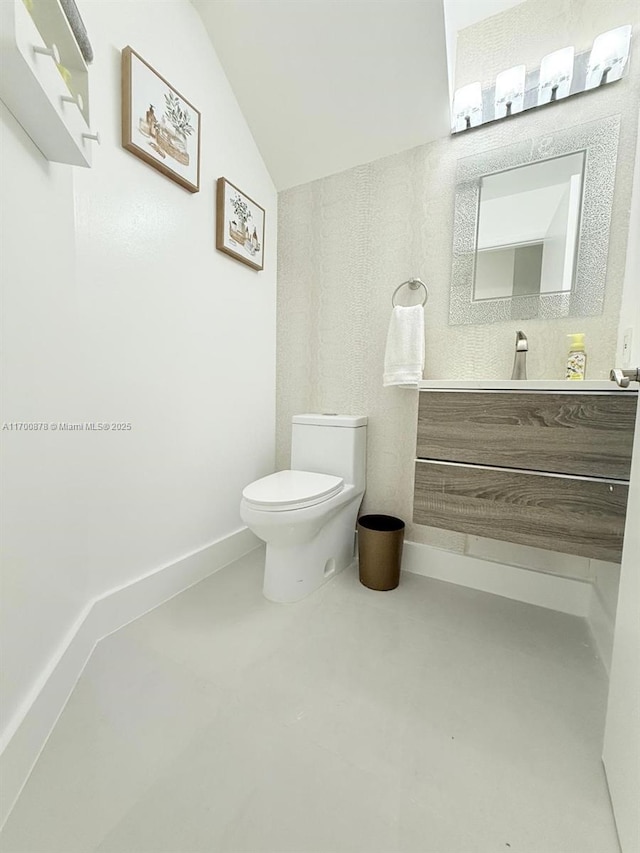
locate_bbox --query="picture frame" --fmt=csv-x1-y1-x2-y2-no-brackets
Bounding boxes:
216,177,265,271
121,46,201,193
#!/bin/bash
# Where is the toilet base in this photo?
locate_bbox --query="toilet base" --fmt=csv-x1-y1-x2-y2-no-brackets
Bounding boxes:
262,498,360,603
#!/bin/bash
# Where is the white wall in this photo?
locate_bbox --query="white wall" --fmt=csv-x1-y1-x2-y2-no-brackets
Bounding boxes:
0,105,88,746
603,401,640,853
0,0,277,747
616,108,640,368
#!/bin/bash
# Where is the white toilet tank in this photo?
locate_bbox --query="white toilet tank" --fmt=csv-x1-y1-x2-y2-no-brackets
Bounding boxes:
291,414,367,490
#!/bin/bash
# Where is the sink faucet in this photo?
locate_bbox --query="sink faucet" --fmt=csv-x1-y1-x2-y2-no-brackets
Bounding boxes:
511,331,528,380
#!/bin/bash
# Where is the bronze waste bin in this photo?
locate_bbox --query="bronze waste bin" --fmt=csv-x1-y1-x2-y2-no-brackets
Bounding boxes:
357,514,405,591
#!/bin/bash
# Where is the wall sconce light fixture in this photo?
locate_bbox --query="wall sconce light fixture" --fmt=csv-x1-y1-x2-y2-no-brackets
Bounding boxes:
451,82,482,132
451,25,633,134
586,25,632,89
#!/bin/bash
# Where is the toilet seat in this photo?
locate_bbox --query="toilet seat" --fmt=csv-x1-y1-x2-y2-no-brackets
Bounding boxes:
242,470,344,512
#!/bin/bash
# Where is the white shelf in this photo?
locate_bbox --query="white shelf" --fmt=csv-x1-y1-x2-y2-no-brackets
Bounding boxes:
0,0,96,166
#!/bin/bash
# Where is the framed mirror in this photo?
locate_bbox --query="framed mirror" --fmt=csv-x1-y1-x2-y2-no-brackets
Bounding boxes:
449,115,620,326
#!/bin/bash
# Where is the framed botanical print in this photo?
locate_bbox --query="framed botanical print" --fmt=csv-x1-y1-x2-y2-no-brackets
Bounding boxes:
216,177,265,270
122,46,201,193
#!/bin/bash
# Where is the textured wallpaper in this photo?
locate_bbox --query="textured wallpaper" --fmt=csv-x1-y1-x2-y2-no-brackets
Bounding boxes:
276,0,640,576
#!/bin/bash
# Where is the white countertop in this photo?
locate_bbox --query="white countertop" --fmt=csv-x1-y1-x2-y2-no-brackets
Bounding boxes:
417,379,637,392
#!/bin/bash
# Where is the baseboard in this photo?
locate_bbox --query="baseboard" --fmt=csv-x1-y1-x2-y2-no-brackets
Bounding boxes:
0,527,260,829
402,540,592,617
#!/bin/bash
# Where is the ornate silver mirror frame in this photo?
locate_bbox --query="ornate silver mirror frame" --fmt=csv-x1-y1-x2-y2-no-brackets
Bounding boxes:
448,114,620,326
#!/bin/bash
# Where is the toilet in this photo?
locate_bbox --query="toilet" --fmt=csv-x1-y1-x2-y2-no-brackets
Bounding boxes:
240,414,367,603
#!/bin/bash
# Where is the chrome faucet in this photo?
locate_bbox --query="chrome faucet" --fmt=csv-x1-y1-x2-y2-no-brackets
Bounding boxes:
610,367,640,388
511,331,528,380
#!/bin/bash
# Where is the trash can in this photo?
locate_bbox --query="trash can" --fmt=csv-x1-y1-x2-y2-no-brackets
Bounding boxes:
357,514,405,591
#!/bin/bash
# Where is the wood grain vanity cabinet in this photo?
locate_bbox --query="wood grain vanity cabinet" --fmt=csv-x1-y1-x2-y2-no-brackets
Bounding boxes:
413,390,638,562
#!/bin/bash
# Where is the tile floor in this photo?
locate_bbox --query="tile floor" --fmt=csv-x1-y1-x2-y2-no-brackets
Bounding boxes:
0,548,619,853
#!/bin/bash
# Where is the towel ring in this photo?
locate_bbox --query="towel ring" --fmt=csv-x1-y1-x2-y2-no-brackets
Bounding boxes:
391,278,428,308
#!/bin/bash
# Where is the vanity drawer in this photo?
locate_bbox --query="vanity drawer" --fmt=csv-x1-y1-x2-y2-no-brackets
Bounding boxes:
417,391,637,479
413,460,628,562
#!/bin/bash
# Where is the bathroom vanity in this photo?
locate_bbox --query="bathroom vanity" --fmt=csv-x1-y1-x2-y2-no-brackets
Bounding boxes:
413,381,638,562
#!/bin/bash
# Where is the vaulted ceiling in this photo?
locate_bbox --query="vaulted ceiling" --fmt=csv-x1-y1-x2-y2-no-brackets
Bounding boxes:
193,0,525,190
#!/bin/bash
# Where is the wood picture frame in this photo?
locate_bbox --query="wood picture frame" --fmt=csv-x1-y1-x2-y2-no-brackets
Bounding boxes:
121,46,201,193
216,177,265,270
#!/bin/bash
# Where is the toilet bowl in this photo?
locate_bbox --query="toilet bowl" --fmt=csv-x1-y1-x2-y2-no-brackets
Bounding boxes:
240,414,367,603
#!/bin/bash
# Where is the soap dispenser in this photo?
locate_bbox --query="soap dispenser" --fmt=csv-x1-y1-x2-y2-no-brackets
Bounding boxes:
566,333,587,380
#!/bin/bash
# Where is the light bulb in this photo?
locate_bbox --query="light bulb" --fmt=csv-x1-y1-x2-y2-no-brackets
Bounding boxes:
451,82,483,132
494,65,526,118
537,46,574,105
586,25,632,89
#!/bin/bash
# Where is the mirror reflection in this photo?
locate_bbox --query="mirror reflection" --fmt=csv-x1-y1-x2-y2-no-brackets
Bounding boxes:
474,152,585,302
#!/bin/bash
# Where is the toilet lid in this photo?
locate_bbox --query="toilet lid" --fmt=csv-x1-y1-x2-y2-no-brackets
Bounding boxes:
242,470,344,511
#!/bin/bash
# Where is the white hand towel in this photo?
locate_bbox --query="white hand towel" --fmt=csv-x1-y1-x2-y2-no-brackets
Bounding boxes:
383,305,425,387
